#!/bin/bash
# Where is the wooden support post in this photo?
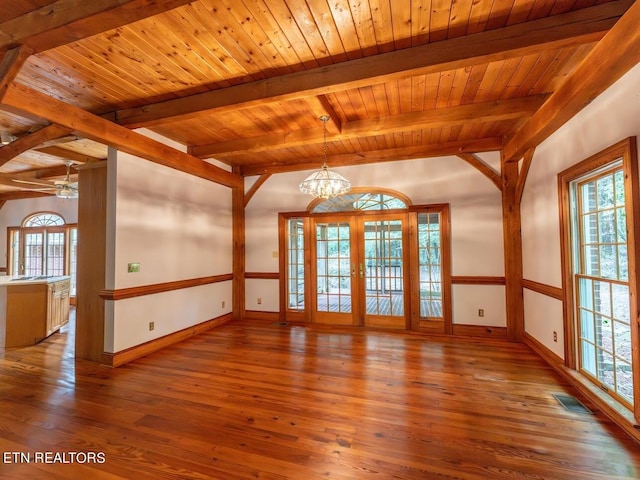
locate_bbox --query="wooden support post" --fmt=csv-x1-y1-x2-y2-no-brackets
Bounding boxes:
232,168,245,320
75,162,107,362
502,157,525,341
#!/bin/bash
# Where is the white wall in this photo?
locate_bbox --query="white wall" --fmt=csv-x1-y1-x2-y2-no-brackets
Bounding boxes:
245,153,507,327
0,196,78,270
521,63,640,358
104,145,233,353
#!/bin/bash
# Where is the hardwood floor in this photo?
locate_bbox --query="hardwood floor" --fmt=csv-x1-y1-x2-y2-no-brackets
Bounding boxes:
1,312,639,479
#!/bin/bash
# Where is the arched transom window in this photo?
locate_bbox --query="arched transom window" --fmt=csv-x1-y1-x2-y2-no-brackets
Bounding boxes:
23,212,65,227
310,190,409,213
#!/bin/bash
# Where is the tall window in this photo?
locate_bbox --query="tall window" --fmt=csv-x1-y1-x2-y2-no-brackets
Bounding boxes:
7,212,78,297
560,137,639,419
418,212,442,318
574,164,632,405
287,218,305,310
69,227,78,297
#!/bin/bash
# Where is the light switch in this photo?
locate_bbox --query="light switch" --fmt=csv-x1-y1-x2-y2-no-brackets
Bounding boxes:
272,251,279,258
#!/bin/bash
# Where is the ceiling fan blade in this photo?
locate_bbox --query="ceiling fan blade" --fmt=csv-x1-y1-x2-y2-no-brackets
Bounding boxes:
14,185,55,192
12,178,52,187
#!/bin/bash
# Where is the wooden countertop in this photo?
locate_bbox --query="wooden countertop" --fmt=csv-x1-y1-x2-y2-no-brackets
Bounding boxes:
0,275,71,286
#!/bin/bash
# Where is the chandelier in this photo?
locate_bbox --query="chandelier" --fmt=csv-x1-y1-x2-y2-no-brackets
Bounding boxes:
299,115,351,199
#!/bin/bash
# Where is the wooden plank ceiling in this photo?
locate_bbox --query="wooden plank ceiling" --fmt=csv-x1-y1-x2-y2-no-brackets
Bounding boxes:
0,0,636,198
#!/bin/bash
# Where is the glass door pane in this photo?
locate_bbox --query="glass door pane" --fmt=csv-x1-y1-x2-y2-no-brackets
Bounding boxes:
46,230,66,276
313,218,358,325
23,231,44,276
362,216,407,329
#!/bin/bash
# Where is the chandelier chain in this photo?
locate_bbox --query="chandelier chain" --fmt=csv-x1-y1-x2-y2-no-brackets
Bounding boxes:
299,115,351,199
321,115,328,165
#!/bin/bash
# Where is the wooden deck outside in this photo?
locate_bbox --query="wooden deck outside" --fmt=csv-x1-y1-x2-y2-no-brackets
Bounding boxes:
1,311,639,479
317,291,443,317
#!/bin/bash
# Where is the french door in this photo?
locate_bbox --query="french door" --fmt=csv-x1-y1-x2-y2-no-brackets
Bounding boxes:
311,214,409,328
312,216,359,325
17,227,67,276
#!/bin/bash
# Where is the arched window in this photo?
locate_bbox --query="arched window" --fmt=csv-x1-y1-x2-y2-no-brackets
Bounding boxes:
309,189,410,213
9,211,77,297
23,212,65,227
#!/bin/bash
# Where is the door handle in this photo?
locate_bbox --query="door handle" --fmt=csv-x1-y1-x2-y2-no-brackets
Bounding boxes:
359,263,364,278
351,263,356,277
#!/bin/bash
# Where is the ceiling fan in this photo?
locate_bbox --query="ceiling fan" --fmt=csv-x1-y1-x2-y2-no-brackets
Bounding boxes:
12,161,79,198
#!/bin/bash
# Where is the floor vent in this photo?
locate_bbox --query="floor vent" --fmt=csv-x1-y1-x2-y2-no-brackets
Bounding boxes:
552,393,592,414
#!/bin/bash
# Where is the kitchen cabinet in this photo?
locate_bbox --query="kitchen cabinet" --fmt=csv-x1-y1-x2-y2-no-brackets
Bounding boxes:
0,276,71,348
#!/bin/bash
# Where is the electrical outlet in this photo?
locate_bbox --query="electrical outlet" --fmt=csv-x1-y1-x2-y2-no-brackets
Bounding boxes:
128,262,141,273
553,331,557,342
478,309,484,317
257,297,262,305
149,321,154,331
221,300,225,308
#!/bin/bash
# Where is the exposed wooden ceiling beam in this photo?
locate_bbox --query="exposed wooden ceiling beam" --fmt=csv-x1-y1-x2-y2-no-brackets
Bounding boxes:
243,174,271,207
112,1,629,129
457,153,502,191
0,0,196,54
0,82,241,188
192,96,545,159
516,148,536,203
34,145,103,164
240,138,503,176
0,45,32,99
503,0,640,162
0,124,72,167
305,97,342,134
18,163,79,180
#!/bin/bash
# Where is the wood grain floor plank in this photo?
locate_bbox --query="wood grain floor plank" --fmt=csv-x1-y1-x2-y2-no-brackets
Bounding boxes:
0,314,639,479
